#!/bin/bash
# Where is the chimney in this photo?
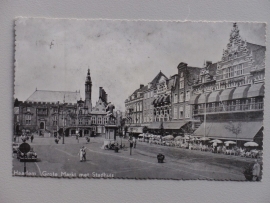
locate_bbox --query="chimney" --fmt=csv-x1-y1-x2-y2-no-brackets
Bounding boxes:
99,87,103,98
206,61,212,67
140,84,144,89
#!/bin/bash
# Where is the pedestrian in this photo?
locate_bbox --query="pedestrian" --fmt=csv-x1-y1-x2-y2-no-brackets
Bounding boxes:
133,137,137,148
30,134,34,143
252,159,260,181
82,146,86,161
78,147,83,162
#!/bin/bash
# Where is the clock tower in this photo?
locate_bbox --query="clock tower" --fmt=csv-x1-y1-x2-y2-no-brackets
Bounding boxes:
85,69,92,110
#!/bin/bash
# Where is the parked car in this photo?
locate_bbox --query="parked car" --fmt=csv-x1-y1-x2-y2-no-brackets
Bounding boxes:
17,148,37,162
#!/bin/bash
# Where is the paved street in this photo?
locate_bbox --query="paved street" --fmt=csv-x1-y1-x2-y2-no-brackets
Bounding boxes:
12,137,254,180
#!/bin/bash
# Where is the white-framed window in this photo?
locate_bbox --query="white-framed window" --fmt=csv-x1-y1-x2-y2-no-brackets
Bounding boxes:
185,105,190,118
72,119,76,125
26,107,30,112
85,119,89,125
173,107,178,119
174,94,178,103
103,117,108,124
97,117,102,125
53,115,57,126
25,115,31,125
53,108,58,113
180,92,184,102
16,115,19,122
186,91,190,101
92,116,96,124
179,77,184,89
179,106,184,119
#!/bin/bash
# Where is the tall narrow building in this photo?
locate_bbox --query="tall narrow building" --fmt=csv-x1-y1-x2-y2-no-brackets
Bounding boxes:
85,69,92,110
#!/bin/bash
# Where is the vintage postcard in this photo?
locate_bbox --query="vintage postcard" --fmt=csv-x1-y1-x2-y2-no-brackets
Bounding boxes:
13,18,266,180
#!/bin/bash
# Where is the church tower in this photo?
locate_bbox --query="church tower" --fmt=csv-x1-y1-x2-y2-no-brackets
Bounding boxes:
85,69,92,110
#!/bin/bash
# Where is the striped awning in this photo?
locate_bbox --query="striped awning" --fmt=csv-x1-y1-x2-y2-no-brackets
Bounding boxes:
164,95,171,104
163,121,187,129
247,83,264,98
232,85,250,100
197,92,210,104
219,88,235,101
193,121,262,141
208,90,222,103
189,94,200,105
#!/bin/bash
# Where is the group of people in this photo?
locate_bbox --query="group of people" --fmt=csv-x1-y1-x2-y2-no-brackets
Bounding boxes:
16,134,34,143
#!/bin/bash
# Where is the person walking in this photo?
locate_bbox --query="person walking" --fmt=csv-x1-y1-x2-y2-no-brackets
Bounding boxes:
78,147,84,162
82,146,86,161
253,159,261,181
30,134,34,143
133,136,137,148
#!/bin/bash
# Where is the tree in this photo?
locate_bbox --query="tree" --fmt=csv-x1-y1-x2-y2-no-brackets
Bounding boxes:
225,122,242,146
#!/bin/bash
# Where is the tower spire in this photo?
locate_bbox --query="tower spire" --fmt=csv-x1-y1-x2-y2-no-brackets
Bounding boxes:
85,68,92,110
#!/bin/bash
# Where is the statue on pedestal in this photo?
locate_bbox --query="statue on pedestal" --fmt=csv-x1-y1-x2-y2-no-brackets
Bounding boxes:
106,102,116,125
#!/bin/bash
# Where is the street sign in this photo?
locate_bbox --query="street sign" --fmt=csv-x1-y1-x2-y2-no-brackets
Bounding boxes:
19,143,31,154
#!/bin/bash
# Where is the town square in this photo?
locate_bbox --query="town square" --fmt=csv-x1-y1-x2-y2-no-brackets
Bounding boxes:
13,18,265,181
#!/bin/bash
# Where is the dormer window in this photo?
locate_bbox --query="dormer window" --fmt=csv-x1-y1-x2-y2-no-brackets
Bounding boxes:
26,107,30,112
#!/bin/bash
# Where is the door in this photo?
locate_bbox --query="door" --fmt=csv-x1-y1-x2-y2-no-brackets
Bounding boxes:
40,122,45,129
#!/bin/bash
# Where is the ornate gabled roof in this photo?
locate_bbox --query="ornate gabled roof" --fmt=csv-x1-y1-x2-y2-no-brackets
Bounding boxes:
26,90,81,104
150,71,168,87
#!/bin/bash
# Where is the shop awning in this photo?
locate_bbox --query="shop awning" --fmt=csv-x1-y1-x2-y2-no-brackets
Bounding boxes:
219,88,235,101
148,122,162,129
163,121,187,129
128,126,143,133
197,92,210,104
164,95,171,104
208,90,222,103
193,121,263,141
157,96,165,105
189,94,200,105
152,98,157,105
232,85,250,100
247,83,264,98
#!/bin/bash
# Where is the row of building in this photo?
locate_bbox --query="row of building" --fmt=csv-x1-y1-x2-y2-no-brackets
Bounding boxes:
14,69,121,137
124,23,265,147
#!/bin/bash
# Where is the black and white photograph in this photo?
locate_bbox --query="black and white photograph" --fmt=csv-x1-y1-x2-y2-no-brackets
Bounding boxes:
13,18,265,181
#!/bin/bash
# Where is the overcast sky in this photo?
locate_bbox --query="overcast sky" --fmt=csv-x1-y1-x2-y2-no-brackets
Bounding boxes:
14,18,266,111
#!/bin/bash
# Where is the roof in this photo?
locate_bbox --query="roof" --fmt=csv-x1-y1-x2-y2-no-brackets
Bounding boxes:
150,71,168,87
14,107,19,115
26,90,81,104
247,42,266,70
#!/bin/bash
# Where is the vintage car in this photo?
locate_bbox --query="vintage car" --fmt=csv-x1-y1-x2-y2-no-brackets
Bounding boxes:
17,148,37,162
12,143,19,153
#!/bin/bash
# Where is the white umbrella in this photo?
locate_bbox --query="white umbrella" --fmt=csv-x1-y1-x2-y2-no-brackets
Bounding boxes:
200,137,210,141
163,135,174,140
244,142,259,147
174,136,183,141
224,141,236,145
209,139,223,144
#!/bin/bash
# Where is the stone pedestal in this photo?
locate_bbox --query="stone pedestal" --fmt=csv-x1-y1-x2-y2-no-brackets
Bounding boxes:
105,125,118,140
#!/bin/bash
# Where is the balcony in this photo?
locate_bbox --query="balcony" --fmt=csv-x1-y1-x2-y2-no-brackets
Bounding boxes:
193,102,264,115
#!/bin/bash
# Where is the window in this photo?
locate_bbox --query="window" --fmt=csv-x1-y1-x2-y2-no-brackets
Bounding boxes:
185,105,190,118
103,117,108,124
97,117,102,125
174,94,178,103
92,117,96,124
25,115,31,125
151,91,153,97
85,119,89,125
179,80,184,89
180,72,184,77
179,106,184,119
180,92,184,102
173,107,178,119
26,107,30,112
72,119,76,125
185,91,190,101
79,119,82,125
53,115,57,126
16,115,19,122
53,108,58,113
